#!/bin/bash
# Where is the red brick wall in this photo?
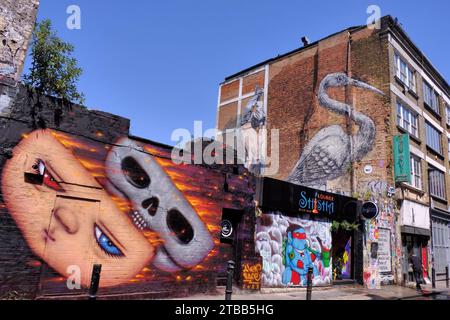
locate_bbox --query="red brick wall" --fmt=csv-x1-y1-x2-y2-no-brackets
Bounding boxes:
266,28,392,194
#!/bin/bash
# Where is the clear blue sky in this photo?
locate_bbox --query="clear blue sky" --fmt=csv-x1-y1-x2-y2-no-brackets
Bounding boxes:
27,0,450,145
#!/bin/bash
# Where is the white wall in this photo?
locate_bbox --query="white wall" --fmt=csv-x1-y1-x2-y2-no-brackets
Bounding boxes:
401,200,430,230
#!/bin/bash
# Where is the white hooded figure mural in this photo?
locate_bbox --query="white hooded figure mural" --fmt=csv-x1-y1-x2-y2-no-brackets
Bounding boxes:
237,87,266,175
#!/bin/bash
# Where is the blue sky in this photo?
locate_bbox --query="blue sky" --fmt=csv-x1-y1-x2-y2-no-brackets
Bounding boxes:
27,0,450,145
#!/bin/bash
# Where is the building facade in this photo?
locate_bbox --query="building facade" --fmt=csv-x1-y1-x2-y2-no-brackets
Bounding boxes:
216,16,450,289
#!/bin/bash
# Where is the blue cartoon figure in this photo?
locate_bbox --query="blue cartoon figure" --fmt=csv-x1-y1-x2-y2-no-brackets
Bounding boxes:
282,224,327,286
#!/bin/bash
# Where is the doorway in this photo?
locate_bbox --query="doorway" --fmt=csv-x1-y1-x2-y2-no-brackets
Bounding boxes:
217,208,243,286
332,229,354,282
402,234,430,282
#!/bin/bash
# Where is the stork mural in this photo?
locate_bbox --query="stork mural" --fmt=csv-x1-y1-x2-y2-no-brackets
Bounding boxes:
288,73,384,188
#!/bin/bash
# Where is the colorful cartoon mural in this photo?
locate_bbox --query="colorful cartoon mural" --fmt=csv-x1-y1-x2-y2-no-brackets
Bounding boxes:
256,212,332,287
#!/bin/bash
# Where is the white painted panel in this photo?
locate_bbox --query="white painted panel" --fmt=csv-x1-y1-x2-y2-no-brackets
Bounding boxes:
401,200,430,230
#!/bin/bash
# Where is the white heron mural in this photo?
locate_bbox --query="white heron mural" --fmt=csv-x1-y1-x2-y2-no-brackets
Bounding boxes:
288,73,384,188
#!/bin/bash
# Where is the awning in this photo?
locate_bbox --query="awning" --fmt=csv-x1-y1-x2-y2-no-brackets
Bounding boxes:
401,225,431,237
431,208,450,222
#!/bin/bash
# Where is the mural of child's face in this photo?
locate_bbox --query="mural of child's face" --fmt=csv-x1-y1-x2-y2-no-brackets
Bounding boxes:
1,130,154,287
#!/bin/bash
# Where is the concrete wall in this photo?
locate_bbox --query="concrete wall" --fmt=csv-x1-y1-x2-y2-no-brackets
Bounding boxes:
0,0,39,83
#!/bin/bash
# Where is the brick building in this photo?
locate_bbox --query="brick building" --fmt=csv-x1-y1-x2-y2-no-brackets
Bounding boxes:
216,15,450,289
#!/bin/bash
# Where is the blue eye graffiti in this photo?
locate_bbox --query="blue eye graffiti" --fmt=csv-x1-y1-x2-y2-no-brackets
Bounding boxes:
94,225,124,257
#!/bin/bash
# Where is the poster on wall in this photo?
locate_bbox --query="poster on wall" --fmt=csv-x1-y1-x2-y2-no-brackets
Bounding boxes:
377,228,392,273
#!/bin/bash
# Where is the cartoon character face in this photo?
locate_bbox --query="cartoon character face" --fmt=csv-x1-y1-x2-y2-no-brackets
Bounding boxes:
104,138,214,272
1,130,155,287
288,228,308,251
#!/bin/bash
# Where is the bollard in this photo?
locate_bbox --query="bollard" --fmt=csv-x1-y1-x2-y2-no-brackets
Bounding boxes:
306,267,313,300
403,273,407,286
225,260,235,301
446,266,449,289
432,268,436,289
88,264,102,300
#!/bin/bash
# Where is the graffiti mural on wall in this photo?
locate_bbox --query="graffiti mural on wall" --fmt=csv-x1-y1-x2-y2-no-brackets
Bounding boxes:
288,73,384,188
0,127,253,295
241,263,262,290
256,212,332,287
238,87,266,175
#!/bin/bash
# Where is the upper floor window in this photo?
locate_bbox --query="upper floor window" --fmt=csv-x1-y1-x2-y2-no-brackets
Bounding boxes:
423,81,440,114
425,121,442,154
396,100,418,138
429,167,446,200
410,155,422,190
448,138,450,159
446,103,450,125
395,53,416,92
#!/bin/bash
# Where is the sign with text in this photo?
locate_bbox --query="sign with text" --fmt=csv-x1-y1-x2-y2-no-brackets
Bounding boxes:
393,134,411,183
256,177,358,220
377,228,392,273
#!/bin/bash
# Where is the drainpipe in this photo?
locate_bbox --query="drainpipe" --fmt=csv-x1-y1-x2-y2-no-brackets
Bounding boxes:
345,31,357,196
427,169,435,287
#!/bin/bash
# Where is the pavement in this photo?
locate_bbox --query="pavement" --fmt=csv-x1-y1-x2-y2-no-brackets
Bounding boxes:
172,283,449,300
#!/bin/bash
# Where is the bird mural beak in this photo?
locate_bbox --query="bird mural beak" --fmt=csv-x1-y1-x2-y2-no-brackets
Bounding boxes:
350,78,384,95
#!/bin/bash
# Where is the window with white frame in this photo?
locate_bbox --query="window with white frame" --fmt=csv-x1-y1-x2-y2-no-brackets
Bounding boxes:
446,103,450,125
425,121,442,154
409,155,422,190
429,167,446,200
395,53,416,92
396,100,418,137
423,81,440,114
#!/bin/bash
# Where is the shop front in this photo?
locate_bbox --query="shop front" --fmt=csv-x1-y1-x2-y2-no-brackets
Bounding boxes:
400,200,431,284
254,177,363,288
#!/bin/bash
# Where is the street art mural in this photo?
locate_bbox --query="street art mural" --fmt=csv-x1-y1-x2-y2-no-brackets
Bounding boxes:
237,87,266,175
288,73,384,189
0,123,255,297
241,263,262,290
256,212,332,287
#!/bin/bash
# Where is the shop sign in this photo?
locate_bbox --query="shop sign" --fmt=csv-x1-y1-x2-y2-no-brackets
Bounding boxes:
256,177,357,220
393,134,411,183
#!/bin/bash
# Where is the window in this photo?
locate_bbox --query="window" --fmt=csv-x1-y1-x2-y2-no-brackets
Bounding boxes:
448,138,450,159
446,103,450,125
410,155,422,190
429,167,446,200
396,100,418,137
425,121,442,154
395,53,416,92
423,81,440,114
